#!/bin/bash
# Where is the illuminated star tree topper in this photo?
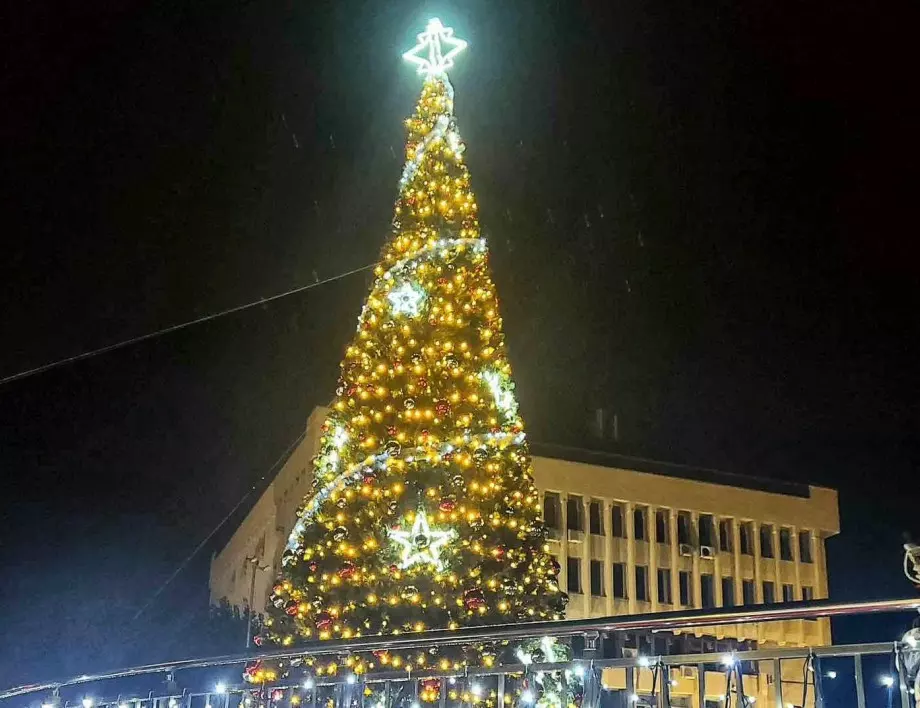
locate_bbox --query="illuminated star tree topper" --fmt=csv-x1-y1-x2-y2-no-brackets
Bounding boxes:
402,18,467,76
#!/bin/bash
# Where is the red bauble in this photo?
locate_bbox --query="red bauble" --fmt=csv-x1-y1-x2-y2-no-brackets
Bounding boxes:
315,612,333,630
271,691,283,701
439,498,456,512
421,679,440,691
253,635,264,646
463,588,486,611
338,561,356,579
417,377,429,389
388,564,399,575
308,561,318,572
285,602,299,617
386,425,397,436
495,545,506,558
435,400,451,417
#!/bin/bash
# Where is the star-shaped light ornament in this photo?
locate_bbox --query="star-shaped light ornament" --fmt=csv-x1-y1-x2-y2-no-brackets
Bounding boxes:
390,511,455,570
403,18,467,76
388,280,427,317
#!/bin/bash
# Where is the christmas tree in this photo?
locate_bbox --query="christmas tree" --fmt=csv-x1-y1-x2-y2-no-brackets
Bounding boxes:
254,18,568,699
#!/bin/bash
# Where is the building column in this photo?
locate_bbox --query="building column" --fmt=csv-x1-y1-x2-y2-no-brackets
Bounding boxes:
582,497,592,616
814,533,828,599
713,515,723,607
559,492,568,592
649,505,659,611
691,511,701,608
753,521,763,602
604,500,615,616
732,518,743,603
625,501,637,613
669,509,680,607
792,527,803,599
772,526,782,598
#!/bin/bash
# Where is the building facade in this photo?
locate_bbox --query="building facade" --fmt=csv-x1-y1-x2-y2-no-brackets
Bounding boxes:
210,407,840,706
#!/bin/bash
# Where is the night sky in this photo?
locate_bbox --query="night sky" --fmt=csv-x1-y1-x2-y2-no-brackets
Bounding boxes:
1,0,917,690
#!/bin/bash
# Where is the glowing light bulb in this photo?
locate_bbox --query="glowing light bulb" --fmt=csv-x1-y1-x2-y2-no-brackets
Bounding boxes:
880,675,895,688
215,684,227,695
82,699,93,708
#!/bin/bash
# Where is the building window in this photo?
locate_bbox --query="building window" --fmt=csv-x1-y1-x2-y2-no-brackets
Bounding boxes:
699,515,715,547
611,505,626,538
742,579,755,605
613,563,628,598
567,496,583,531
657,569,672,604
722,577,735,607
590,560,604,596
636,566,649,601
763,581,775,604
802,585,815,601
740,523,754,555
567,557,581,593
656,510,669,543
782,583,795,602
679,571,691,606
780,528,793,561
719,520,732,552
589,500,603,535
634,507,647,541
701,574,715,608
543,493,560,528
760,525,774,558
799,530,814,563
677,512,692,545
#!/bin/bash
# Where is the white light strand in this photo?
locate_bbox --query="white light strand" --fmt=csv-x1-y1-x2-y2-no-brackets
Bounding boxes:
283,429,526,559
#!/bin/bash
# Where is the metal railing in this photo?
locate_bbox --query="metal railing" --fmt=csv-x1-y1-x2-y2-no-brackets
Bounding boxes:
4,598,919,708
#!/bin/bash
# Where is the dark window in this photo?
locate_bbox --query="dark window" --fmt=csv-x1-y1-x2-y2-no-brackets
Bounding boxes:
590,560,604,596
634,507,647,540
567,496,583,531
763,581,775,604
719,520,732,552
780,528,793,561
611,505,625,538
782,583,795,602
613,563,628,598
589,500,603,535
740,523,754,555
699,515,715,547
722,577,735,607
656,510,668,543
567,558,581,592
742,580,755,605
679,571,691,606
701,574,715,608
657,569,672,603
678,512,692,545
636,566,649,601
799,531,813,563
543,493,560,528
760,525,774,558
802,585,814,601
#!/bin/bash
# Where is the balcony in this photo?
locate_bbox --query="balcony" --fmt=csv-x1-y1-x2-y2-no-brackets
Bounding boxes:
6,599,919,708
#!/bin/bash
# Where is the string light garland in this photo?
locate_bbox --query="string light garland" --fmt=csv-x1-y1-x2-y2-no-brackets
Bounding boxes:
251,19,574,707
